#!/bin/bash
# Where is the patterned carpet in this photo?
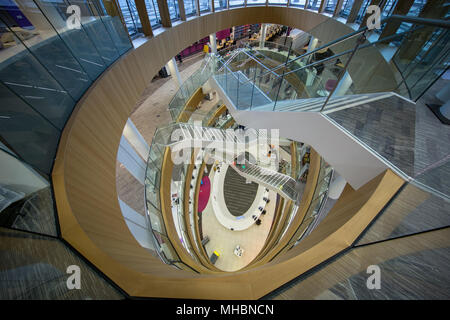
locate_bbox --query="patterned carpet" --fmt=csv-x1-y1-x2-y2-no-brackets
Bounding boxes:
223,166,259,217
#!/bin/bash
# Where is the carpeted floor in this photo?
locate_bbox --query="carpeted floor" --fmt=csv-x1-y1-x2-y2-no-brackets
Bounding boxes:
223,166,259,217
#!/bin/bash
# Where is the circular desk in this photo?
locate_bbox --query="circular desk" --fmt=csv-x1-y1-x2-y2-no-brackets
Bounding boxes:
211,164,270,231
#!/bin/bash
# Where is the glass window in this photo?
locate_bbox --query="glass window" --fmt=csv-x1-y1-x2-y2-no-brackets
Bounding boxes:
199,0,210,12
407,0,427,17
183,0,197,16
143,0,161,27
355,0,370,23
167,0,180,21
117,0,140,35
0,23,75,131
66,0,121,65
0,81,61,174
214,0,227,10
0,1,91,101
90,0,133,55
307,0,322,11
269,0,288,5
381,0,398,20
324,0,337,14
229,0,244,7
289,0,306,8
339,0,354,18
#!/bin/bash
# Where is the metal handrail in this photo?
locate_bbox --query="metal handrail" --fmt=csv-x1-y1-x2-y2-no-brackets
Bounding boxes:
215,22,428,99
388,14,450,28
217,14,449,87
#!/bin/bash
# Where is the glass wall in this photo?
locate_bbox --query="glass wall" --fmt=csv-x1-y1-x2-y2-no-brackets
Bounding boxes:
0,2,132,291
145,128,200,272
407,0,427,17
289,0,306,8
184,0,197,16
214,0,227,10
118,0,141,36
323,0,337,14
381,0,398,20
339,0,354,18
269,0,288,5
307,0,322,11
246,0,267,5
199,0,210,12
167,0,180,21
145,0,162,27
355,0,370,23
229,0,244,8
0,0,131,176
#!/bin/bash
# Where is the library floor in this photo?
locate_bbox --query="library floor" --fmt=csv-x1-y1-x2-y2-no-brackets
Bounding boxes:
202,165,276,272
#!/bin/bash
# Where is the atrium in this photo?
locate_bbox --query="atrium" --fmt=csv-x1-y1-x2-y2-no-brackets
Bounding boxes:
0,0,449,300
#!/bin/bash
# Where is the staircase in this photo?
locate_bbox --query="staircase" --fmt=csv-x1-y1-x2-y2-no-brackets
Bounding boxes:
232,160,299,202
153,123,300,201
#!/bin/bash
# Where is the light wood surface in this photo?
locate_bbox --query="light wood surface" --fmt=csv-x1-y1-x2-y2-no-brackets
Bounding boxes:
206,104,227,126
52,7,403,299
135,0,153,37
245,148,321,268
177,87,205,122
160,147,215,273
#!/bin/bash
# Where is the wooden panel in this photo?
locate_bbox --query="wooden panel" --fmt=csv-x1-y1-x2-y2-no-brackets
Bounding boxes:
135,0,153,36
318,0,326,13
53,7,404,299
160,147,214,273
156,0,172,27
290,141,297,179
246,148,322,268
206,104,227,126
178,0,187,21
333,0,345,17
222,118,235,129
192,158,223,270
176,88,205,122
183,149,222,270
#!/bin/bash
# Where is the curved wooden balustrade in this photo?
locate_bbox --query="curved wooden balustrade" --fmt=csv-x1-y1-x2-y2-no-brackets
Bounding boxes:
52,7,403,299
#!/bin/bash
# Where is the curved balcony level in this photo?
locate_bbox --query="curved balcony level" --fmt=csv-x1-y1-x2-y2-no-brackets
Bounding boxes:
53,7,406,299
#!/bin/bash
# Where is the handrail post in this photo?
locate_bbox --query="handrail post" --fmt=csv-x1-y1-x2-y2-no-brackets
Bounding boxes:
319,31,367,112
